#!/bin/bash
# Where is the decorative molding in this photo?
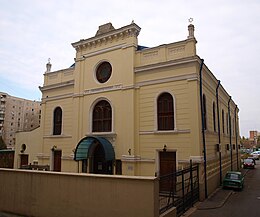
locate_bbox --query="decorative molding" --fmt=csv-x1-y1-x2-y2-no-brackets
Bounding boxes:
42,93,74,102
43,134,72,139
121,155,155,162
135,73,197,88
72,23,141,52
142,50,158,60
36,153,50,159
40,80,74,91
135,57,199,73
84,84,122,95
78,43,128,60
139,129,190,135
168,46,185,55
61,155,74,160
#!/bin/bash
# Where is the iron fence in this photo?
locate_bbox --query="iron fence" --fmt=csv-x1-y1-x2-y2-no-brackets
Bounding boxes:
159,163,199,216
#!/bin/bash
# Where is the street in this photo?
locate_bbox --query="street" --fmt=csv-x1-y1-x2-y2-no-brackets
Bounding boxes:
189,160,260,217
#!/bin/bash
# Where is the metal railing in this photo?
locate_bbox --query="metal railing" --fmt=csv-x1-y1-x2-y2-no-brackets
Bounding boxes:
159,163,199,216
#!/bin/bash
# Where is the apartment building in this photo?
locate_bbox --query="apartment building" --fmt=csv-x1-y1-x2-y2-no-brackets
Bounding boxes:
0,92,41,149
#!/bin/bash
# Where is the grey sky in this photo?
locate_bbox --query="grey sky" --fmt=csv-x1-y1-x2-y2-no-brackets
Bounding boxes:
0,0,259,137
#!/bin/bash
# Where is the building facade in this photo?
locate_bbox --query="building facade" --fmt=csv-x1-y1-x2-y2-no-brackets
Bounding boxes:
15,22,240,198
0,92,41,149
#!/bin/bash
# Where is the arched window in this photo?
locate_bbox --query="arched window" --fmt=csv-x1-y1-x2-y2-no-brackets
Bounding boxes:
226,113,229,135
222,110,225,134
157,92,174,130
213,102,216,132
53,107,62,135
202,94,207,130
93,100,112,132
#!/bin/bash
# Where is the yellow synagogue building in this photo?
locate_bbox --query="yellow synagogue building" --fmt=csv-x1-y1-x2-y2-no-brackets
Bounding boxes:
14,22,240,197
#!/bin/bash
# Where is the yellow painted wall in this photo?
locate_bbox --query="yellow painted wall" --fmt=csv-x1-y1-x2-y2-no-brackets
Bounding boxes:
14,23,241,198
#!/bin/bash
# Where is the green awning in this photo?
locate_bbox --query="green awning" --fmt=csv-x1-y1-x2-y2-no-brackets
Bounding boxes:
74,136,115,161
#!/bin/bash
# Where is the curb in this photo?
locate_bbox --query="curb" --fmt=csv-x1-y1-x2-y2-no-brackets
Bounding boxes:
197,190,233,210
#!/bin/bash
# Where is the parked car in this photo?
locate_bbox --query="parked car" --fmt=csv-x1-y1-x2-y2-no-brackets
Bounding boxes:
250,151,260,160
223,171,244,190
243,158,255,169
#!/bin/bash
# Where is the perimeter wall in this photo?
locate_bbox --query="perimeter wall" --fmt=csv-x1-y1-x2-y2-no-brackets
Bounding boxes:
0,169,164,217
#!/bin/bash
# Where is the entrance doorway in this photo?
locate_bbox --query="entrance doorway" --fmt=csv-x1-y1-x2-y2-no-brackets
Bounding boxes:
53,150,62,172
159,151,176,191
92,142,113,175
20,154,28,168
74,136,115,175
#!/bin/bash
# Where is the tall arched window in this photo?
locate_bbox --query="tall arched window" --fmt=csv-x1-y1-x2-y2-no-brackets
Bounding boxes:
226,113,229,135
213,102,216,132
93,100,112,132
222,109,225,133
202,94,207,130
53,107,62,135
157,92,174,130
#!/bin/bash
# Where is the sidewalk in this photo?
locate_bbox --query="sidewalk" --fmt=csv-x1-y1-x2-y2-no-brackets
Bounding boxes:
196,188,233,210
182,187,233,217
0,212,25,217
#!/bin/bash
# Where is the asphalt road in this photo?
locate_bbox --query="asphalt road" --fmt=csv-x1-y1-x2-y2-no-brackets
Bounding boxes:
189,160,260,217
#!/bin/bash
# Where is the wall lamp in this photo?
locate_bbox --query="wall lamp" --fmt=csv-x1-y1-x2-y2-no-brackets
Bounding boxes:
163,144,167,152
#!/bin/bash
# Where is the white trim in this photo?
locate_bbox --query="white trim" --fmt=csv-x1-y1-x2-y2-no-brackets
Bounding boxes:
52,106,63,136
43,135,72,138
89,97,114,134
134,58,198,73
139,129,190,135
121,155,155,163
135,73,197,88
93,60,113,84
84,84,122,95
154,91,177,131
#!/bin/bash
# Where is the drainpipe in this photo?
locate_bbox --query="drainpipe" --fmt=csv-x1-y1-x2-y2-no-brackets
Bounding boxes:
199,58,207,198
216,80,222,184
235,105,239,170
228,96,232,171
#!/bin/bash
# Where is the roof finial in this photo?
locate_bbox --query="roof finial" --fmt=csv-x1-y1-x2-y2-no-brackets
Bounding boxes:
188,18,195,39
46,58,52,73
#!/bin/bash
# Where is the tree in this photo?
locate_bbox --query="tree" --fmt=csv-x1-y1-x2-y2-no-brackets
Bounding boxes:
0,136,7,150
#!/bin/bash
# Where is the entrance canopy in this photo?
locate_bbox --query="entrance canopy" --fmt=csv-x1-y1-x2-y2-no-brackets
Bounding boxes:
74,136,115,161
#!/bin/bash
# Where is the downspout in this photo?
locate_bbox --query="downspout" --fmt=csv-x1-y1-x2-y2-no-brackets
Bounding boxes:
199,59,208,198
228,96,232,171
216,80,222,184
235,105,239,170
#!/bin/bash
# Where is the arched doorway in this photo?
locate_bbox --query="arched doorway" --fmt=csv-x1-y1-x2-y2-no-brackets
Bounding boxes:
92,141,113,174
74,136,115,175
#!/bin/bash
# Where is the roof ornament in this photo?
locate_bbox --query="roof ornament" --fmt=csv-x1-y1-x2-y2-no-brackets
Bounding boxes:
46,57,52,73
188,18,195,39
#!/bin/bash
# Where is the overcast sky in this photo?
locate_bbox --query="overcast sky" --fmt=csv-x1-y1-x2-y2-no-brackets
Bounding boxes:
0,0,259,137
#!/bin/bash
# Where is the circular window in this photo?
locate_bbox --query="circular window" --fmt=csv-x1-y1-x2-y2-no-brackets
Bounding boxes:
96,61,112,83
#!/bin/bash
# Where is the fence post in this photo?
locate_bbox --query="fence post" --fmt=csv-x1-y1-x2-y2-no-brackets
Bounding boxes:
190,159,194,206
181,170,185,215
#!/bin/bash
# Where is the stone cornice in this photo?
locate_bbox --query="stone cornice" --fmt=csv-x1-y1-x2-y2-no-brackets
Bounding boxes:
135,56,200,73
39,80,74,92
71,23,141,51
